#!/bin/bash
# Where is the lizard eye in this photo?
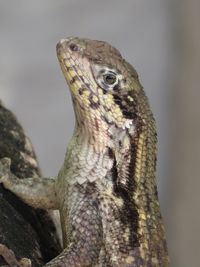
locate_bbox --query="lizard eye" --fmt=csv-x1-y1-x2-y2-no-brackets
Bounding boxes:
98,70,119,90
92,65,120,90
103,73,117,85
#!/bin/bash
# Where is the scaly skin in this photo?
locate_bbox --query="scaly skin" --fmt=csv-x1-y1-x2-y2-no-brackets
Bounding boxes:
0,37,169,266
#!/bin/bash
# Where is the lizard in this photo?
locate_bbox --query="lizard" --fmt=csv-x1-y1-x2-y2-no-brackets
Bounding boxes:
0,37,169,267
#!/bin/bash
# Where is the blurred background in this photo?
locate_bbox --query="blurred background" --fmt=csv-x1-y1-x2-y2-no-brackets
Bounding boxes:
0,1,199,266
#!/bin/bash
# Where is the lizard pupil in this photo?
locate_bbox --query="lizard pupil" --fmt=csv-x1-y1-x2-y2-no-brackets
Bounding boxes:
103,73,117,85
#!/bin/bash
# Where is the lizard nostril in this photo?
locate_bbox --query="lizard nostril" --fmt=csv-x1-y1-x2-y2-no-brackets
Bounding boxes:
69,43,79,52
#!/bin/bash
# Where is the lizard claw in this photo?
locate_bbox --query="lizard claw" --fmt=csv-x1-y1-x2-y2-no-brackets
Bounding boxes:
0,244,31,267
0,157,11,183
0,173,10,183
1,157,11,168
19,258,32,267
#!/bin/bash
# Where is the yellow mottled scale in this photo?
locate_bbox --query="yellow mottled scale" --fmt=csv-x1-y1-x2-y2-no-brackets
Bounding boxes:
98,88,104,97
102,93,113,108
134,132,146,182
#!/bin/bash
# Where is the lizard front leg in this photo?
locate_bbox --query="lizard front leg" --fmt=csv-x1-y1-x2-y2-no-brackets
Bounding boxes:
0,158,58,210
0,158,59,267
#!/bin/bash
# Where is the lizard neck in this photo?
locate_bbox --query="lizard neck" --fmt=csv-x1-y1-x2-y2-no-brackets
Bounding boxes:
63,126,113,185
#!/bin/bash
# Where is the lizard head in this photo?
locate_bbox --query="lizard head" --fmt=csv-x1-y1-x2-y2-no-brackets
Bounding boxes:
56,37,145,149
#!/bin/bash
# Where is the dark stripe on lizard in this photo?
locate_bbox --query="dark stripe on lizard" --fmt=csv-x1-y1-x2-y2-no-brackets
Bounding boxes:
108,146,140,248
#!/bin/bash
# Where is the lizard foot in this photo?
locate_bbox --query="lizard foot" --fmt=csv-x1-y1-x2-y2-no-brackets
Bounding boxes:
0,244,31,267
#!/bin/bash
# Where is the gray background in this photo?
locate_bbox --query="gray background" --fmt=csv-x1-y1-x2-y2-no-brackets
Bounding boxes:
0,1,199,266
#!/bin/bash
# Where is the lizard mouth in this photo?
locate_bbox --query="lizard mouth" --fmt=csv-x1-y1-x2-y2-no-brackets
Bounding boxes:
56,38,82,95
56,38,99,107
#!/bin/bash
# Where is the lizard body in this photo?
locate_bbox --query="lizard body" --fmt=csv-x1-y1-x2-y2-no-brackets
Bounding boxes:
0,37,169,266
